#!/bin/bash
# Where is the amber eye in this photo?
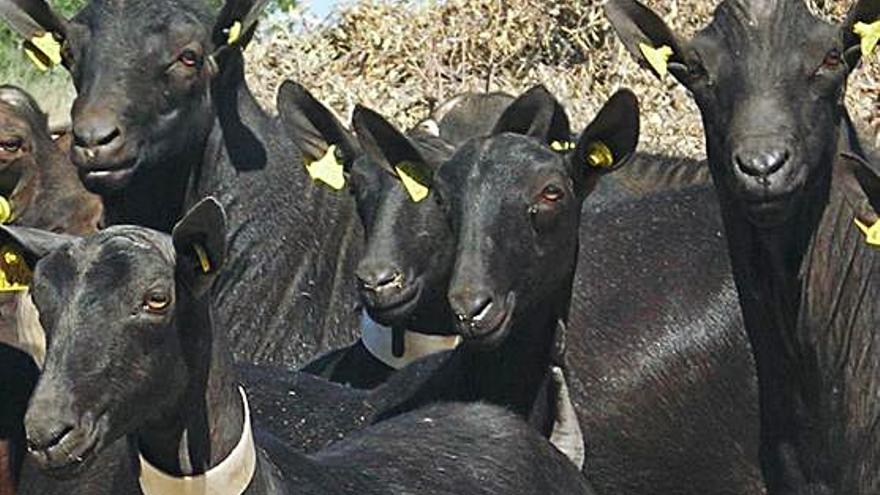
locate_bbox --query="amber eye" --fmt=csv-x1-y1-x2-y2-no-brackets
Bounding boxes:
143,291,171,313
0,138,23,153
540,184,564,203
178,49,202,68
822,49,842,69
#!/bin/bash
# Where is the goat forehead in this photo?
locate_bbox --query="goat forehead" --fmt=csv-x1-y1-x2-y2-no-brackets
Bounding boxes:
81,228,174,270
702,0,831,56
84,0,212,21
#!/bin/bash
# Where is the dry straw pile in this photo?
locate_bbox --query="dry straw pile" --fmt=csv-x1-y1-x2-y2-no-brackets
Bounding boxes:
245,0,880,158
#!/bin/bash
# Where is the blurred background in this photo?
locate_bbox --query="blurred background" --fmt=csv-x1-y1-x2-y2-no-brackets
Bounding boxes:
2,0,878,157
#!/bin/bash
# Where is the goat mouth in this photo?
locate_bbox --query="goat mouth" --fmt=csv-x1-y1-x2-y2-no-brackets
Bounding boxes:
457,292,516,350
78,157,139,193
363,278,423,325
27,418,104,478
740,190,800,227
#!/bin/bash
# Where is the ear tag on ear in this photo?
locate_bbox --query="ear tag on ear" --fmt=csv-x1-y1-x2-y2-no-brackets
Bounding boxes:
0,196,13,225
550,141,576,152
0,245,31,292
24,32,62,72
638,42,673,78
854,217,880,247
586,141,615,169
193,244,212,273
305,145,346,191
395,163,430,203
226,21,243,46
854,21,880,58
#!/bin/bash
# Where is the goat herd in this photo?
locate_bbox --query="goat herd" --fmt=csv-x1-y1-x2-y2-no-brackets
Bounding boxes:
0,0,877,493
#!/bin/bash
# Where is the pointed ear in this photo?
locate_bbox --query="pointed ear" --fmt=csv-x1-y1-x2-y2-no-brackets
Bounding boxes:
212,0,270,52
569,90,640,196
172,197,226,296
605,0,689,80
491,85,570,146
277,80,361,167
842,0,880,69
0,0,69,71
353,105,437,203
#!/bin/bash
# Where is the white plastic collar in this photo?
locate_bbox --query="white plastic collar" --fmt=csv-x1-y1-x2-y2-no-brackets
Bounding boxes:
138,387,256,495
361,311,461,369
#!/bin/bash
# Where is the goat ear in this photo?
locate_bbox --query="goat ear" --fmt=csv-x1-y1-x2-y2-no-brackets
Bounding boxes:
605,0,689,81
353,105,436,203
277,80,361,191
277,80,360,164
172,197,227,296
0,0,69,71
212,0,270,51
491,85,571,146
0,226,74,291
568,90,640,197
838,151,880,245
842,0,880,69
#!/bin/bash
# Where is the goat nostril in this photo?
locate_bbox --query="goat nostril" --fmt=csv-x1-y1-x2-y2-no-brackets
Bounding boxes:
94,127,121,147
453,293,493,322
27,424,74,452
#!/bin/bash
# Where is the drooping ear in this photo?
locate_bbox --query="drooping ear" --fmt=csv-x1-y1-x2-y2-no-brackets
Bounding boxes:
0,0,69,71
172,197,227,296
568,90,640,196
353,105,438,203
212,0,270,52
842,0,880,69
605,0,689,81
838,151,880,246
0,226,74,291
491,85,571,146
277,80,361,192
0,226,73,268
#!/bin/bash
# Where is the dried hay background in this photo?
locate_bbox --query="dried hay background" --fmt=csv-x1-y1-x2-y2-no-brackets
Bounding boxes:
245,0,880,158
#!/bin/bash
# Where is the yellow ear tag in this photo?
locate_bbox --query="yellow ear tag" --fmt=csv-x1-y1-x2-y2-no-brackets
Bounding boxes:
586,141,615,169
226,21,243,46
305,145,346,191
550,141,576,152
0,196,13,225
24,32,62,72
854,217,880,247
638,42,673,78
0,245,31,292
193,244,212,273
395,164,430,203
854,20,880,58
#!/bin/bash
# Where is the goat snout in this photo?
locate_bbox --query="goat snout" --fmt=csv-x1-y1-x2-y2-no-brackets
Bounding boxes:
733,147,790,180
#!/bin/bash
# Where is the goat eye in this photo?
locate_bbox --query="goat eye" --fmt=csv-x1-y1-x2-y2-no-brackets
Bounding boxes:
540,185,564,203
821,49,842,70
0,138,23,153
143,291,171,313
178,49,202,68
